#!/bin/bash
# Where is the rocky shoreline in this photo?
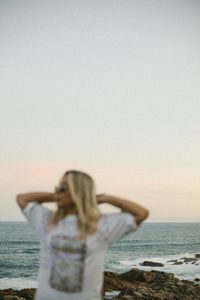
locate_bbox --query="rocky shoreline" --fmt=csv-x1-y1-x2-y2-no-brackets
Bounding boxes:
0,268,200,300
103,268,200,300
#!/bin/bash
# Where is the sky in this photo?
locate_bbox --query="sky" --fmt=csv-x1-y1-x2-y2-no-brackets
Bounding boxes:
0,0,200,222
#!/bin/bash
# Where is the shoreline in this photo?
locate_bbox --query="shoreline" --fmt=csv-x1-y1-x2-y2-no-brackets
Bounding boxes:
1,268,200,300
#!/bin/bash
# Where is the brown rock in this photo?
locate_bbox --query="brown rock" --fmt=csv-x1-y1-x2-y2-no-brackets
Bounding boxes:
2,297,26,300
140,261,164,267
0,289,35,300
104,268,200,299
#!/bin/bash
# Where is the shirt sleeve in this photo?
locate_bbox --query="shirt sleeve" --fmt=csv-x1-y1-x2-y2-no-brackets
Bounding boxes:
22,202,53,239
102,212,138,244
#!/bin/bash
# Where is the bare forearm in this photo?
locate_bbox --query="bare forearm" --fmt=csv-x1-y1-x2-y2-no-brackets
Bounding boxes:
16,192,55,209
98,194,149,224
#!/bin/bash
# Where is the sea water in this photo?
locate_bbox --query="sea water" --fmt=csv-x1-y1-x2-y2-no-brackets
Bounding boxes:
0,222,200,290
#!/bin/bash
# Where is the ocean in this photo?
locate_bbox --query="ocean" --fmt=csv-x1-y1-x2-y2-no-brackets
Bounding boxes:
0,222,200,291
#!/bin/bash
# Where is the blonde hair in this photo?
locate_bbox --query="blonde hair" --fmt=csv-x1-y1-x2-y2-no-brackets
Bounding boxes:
50,170,101,239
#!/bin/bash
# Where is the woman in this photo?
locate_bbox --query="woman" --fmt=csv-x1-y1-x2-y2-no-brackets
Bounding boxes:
16,170,149,300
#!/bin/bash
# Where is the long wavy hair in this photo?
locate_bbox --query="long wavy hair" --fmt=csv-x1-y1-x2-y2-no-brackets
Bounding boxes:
50,170,101,239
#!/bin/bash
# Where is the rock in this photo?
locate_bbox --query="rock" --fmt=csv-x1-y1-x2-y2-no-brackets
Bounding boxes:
2,297,26,300
0,289,35,300
103,271,133,292
118,289,137,296
118,268,158,283
168,257,200,265
115,296,135,300
183,258,197,263
140,261,164,267
103,268,200,299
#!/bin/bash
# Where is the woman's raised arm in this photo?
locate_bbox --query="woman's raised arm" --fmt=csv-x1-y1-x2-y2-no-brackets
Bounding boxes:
97,194,149,225
16,192,55,210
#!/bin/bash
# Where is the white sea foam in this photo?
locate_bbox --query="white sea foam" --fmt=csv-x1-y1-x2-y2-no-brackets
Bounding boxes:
104,290,120,299
0,277,38,290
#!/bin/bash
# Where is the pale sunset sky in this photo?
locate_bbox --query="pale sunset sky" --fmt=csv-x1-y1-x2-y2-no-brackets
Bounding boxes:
0,0,200,222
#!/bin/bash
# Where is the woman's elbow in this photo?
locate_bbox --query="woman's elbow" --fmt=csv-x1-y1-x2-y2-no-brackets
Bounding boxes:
16,194,27,209
136,209,149,225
